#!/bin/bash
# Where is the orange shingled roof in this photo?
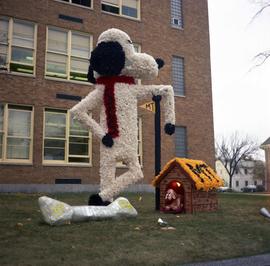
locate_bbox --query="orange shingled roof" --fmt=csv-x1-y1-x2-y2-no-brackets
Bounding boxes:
152,158,224,191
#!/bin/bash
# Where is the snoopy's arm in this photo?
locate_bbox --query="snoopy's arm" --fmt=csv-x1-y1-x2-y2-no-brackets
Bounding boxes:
69,88,105,139
135,85,175,131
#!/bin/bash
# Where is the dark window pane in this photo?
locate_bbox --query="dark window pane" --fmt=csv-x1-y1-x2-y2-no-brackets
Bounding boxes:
10,63,33,74
68,157,89,163
69,137,89,156
44,139,65,160
11,47,33,65
102,4,119,14
72,0,91,6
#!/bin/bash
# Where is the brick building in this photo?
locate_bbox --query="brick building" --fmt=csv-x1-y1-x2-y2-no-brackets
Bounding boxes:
0,0,215,192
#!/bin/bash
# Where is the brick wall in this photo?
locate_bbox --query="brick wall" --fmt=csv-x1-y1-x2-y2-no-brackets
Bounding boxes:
0,0,215,186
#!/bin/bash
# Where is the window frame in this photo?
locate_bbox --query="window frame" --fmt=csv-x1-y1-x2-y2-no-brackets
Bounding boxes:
42,107,92,166
101,0,141,20
45,26,93,83
0,16,37,77
54,0,93,9
0,103,34,164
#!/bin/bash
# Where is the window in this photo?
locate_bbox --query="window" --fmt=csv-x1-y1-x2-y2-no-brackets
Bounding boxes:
133,43,141,84
46,27,92,82
43,108,91,164
0,17,37,75
59,0,92,8
244,168,248,175
171,0,183,28
0,103,33,163
117,117,143,167
236,180,239,187
175,126,187,157
172,56,185,96
254,180,257,186
101,0,140,19
245,180,248,186
133,43,141,53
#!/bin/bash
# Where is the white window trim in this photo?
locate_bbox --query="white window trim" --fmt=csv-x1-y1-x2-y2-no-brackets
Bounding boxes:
54,0,93,9
45,26,93,83
42,107,92,166
0,16,37,77
0,103,34,164
101,0,141,21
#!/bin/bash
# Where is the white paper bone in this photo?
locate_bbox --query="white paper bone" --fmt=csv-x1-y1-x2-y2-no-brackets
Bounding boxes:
38,196,137,225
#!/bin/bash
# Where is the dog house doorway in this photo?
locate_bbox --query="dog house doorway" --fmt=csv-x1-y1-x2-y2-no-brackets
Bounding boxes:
164,180,185,213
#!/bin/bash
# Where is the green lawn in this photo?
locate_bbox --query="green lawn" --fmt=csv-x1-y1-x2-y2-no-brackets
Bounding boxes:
0,192,270,265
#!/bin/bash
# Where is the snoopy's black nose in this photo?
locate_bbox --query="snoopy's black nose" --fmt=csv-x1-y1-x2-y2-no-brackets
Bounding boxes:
155,58,165,69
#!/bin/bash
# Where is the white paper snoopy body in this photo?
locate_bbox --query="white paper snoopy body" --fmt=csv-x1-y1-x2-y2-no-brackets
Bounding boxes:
70,28,175,206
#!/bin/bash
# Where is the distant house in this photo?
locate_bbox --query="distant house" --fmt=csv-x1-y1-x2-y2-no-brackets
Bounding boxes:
216,159,264,192
215,160,229,187
261,137,270,193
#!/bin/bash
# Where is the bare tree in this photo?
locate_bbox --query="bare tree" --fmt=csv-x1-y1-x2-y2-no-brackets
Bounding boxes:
250,0,270,66
216,133,259,188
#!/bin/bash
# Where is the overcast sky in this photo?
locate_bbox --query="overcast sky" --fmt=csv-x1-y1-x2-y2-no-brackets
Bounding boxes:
208,0,270,151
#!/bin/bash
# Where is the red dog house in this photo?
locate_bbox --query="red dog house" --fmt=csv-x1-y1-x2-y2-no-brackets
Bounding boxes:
152,158,224,214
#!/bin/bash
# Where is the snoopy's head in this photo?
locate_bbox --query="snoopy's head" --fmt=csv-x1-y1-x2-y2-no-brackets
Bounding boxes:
88,28,164,83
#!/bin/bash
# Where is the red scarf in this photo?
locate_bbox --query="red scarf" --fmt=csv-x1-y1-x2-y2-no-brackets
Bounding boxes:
96,76,135,138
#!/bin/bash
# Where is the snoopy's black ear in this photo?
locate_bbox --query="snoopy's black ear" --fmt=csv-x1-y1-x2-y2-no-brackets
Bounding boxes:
90,41,125,76
155,58,165,69
87,65,96,84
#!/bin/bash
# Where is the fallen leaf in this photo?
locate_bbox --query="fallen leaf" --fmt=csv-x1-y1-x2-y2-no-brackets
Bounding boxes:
16,223,23,228
134,226,141,230
161,226,176,231
26,218,31,221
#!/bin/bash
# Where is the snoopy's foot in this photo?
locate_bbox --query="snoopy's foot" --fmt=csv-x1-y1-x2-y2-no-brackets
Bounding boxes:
88,194,111,206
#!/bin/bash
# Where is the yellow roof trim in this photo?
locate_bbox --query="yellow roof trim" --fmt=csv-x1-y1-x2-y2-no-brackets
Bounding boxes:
152,158,224,191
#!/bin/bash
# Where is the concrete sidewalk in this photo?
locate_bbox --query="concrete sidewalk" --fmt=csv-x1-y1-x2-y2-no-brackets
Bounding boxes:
183,253,270,266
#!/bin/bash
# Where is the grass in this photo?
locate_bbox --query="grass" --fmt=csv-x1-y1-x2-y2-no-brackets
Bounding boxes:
0,193,270,265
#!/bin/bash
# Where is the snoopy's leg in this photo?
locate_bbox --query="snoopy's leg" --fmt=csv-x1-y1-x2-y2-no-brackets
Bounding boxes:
99,156,143,201
89,153,116,205
99,157,116,202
